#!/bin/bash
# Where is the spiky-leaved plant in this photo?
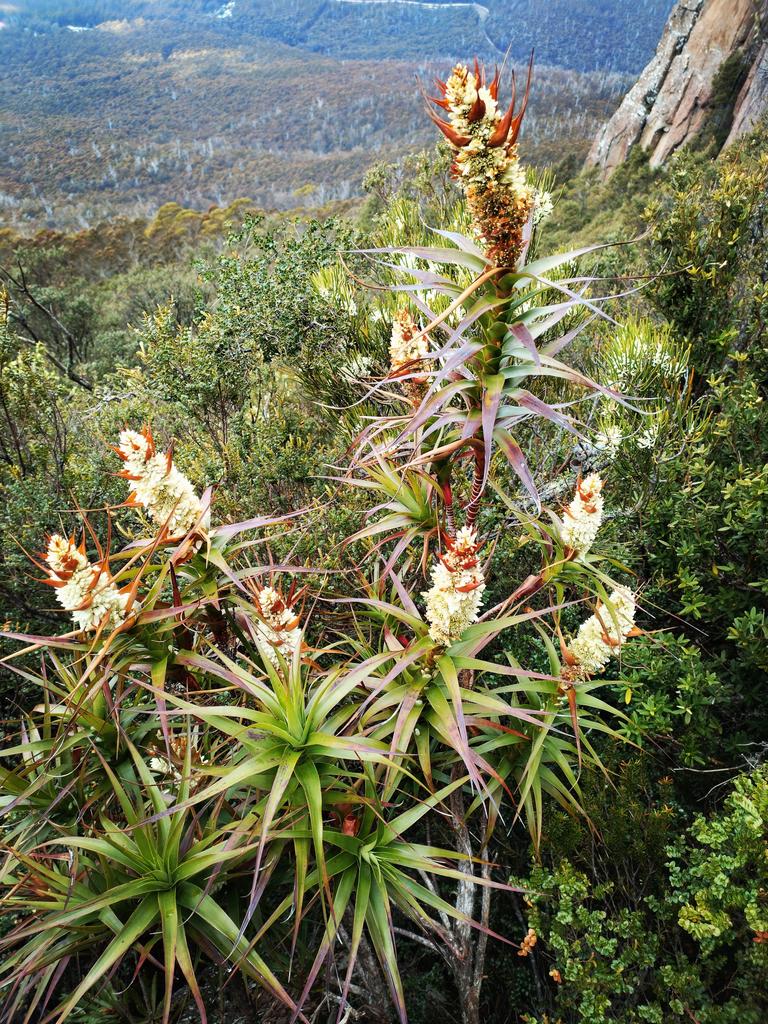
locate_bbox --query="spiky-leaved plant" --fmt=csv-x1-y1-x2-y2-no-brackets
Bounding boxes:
0,61,647,1024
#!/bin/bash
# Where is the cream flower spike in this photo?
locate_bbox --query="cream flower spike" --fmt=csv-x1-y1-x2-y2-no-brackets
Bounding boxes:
560,473,604,555
252,585,302,666
428,59,535,267
44,534,129,633
567,585,636,676
423,527,486,647
115,427,208,538
390,308,431,401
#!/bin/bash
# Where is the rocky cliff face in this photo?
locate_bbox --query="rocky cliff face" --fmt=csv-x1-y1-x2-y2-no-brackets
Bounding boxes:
727,25,768,144
586,0,768,177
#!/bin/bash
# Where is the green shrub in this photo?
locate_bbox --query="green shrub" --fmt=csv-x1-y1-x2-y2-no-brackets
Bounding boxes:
521,767,768,1024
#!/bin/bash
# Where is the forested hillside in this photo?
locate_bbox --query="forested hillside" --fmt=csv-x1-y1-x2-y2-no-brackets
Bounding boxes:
7,1,675,70
0,0,672,229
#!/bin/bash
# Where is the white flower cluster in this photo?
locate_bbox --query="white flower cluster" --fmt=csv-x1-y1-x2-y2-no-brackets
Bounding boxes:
604,332,687,392
560,474,604,555
342,352,374,380
149,730,207,780
253,586,302,665
532,189,554,226
117,429,207,538
45,534,129,633
649,339,686,375
594,424,623,459
423,527,485,647
389,308,429,373
568,586,636,675
636,420,662,450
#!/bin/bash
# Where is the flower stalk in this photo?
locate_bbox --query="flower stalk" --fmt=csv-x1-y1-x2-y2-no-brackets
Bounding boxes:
115,427,208,538
428,59,535,267
43,534,128,633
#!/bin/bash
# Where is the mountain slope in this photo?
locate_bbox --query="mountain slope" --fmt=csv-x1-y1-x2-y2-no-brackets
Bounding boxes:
1,0,674,229
10,1,676,72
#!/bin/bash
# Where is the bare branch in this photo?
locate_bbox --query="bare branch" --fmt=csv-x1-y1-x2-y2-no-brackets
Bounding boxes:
1,263,93,390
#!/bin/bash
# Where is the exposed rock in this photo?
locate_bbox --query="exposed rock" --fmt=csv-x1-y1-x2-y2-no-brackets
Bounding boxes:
726,34,768,143
586,0,768,178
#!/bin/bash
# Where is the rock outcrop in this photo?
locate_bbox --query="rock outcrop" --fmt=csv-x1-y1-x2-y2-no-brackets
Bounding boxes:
726,29,768,144
586,0,768,178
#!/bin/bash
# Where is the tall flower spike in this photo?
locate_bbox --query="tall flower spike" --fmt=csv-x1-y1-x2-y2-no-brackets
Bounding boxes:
428,57,535,268
115,428,208,538
389,308,430,401
423,527,485,647
560,473,604,555
567,586,636,676
251,585,302,666
44,534,129,633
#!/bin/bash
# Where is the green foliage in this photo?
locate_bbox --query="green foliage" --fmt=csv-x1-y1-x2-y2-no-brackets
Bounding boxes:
619,136,768,761
480,109,768,1024
523,862,663,1023
618,636,728,766
197,214,356,365
0,312,70,630
0,213,367,651
521,767,768,1024
645,134,768,369
668,767,768,951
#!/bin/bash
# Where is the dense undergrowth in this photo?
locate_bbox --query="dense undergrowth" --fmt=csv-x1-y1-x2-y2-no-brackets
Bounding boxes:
0,65,766,1024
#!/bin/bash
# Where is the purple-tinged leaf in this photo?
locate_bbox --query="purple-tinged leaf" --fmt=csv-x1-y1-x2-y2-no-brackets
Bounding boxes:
541,314,595,356
538,352,641,412
426,226,489,260
517,235,643,283
357,245,487,273
215,507,308,540
494,429,540,511
393,379,474,445
517,211,534,266
174,651,273,703
386,282,457,296
479,375,504,495
508,323,540,365
0,629,85,650
356,642,428,719
520,297,584,339
530,273,618,326
512,390,585,438
377,260,459,290
388,569,420,618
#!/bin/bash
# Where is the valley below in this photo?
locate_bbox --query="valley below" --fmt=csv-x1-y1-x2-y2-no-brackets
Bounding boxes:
0,0,673,230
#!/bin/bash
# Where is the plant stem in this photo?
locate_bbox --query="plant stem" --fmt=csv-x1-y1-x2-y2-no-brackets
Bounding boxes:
465,447,486,530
